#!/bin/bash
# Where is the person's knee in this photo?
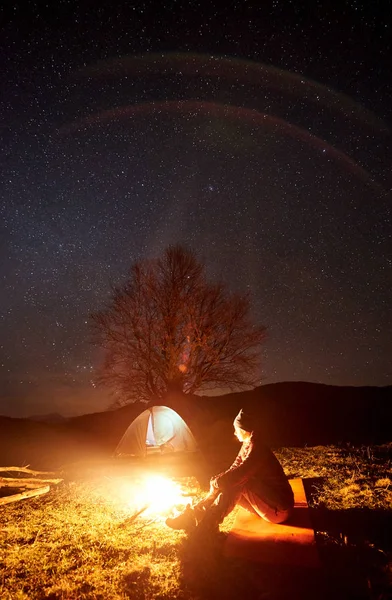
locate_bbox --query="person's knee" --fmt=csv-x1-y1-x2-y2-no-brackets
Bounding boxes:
262,507,292,524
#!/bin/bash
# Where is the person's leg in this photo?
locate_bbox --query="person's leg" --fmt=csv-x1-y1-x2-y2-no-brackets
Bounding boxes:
193,481,220,511
167,479,292,532
196,485,244,531
166,479,220,531
236,492,258,515
241,488,292,524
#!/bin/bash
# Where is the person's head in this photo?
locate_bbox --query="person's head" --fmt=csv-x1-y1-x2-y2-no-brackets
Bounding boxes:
233,409,254,442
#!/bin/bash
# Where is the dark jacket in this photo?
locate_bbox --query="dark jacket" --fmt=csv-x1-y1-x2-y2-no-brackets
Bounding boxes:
216,432,294,510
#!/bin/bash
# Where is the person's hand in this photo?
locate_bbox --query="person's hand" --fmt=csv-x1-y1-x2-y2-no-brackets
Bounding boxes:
210,477,220,491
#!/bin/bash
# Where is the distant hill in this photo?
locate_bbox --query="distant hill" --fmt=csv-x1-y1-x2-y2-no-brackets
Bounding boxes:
28,413,68,424
194,381,392,447
0,414,107,470
0,382,391,469
46,381,392,453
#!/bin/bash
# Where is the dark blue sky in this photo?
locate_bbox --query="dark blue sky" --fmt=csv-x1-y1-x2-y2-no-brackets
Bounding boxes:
1,1,391,417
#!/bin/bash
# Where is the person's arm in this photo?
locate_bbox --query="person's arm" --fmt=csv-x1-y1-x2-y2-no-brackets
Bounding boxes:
211,447,244,487
215,440,260,489
227,448,244,471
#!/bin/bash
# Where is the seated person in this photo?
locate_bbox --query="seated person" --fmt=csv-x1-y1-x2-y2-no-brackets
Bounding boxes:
166,409,294,532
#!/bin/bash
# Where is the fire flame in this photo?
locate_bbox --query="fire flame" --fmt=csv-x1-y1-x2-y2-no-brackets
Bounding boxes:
129,474,190,516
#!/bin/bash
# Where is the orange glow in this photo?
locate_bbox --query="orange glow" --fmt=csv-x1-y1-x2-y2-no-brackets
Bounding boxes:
128,475,189,516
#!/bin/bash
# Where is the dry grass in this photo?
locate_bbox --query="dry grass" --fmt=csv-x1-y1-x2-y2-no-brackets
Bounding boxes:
276,443,392,600
276,443,392,510
0,469,239,600
1,476,192,599
1,444,391,599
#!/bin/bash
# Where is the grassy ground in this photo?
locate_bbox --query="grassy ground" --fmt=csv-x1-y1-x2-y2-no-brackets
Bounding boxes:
1,443,391,599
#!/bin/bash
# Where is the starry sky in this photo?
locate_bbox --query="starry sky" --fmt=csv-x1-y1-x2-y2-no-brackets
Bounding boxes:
1,1,391,417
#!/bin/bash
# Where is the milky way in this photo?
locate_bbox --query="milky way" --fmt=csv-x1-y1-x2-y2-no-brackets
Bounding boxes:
1,3,391,416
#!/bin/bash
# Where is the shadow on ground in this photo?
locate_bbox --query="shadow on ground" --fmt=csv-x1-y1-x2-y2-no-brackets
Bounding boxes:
174,478,392,600
311,506,392,600
301,477,392,599
177,527,338,600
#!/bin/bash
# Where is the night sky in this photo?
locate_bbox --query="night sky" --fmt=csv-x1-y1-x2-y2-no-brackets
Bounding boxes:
1,2,391,418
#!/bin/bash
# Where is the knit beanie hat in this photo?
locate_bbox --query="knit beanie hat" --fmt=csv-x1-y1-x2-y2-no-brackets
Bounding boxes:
233,409,254,433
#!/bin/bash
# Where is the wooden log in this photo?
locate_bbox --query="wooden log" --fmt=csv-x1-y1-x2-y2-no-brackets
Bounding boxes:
0,481,58,490
0,466,60,477
0,477,63,485
0,485,50,506
119,505,149,528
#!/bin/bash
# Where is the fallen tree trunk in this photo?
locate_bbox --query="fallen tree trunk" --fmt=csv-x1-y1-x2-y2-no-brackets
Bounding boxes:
0,485,50,506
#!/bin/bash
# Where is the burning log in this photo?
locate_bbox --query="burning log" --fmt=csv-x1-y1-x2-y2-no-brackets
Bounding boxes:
119,505,149,528
117,474,200,525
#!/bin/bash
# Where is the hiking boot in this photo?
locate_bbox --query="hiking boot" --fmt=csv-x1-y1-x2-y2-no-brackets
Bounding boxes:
165,505,197,532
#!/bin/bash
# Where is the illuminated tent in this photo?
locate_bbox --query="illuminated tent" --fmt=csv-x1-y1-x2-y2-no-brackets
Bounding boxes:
115,405,198,457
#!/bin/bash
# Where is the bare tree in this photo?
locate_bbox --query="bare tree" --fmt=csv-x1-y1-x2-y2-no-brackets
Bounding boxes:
91,245,266,405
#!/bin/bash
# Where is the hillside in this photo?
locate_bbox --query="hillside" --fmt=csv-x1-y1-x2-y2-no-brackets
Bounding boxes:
0,381,391,470
195,381,392,446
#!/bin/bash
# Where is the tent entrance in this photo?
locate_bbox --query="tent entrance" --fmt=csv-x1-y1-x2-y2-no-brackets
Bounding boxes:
146,414,156,446
146,413,176,453
115,406,198,457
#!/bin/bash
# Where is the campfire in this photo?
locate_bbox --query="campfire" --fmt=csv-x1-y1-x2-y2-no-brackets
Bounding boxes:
118,474,199,522
132,475,189,515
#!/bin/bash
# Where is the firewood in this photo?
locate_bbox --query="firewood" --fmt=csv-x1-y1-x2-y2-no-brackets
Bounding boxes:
118,505,149,527
0,485,50,505
0,480,58,489
0,466,60,477
0,477,63,485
